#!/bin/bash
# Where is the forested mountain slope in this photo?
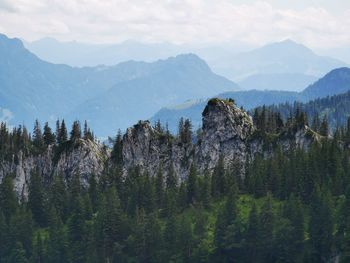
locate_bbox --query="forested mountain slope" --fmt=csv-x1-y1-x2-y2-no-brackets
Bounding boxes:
152,67,350,132
0,98,349,262
255,90,350,130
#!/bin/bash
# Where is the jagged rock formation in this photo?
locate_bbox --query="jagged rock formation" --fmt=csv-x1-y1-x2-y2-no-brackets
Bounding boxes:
121,98,321,178
0,139,109,197
122,99,256,177
196,98,255,170
0,98,322,196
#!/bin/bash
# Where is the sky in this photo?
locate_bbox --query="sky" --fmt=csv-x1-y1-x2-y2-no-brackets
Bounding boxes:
0,0,350,49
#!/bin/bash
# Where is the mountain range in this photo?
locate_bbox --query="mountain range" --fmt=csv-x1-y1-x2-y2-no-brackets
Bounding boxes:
25,38,347,92
151,67,350,132
0,33,238,136
2,32,350,137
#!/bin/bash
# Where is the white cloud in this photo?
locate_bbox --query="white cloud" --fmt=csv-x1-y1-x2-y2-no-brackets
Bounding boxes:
0,0,350,49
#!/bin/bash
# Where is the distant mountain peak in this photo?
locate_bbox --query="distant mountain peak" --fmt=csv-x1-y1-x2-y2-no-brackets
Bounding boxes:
155,53,212,72
0,33,24,49
167,53,205,63
325,67,350,76
278,38,301,45
261,39,313,55
301,67,350,99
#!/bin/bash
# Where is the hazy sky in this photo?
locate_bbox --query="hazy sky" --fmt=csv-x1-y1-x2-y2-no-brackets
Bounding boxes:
1,0,350,49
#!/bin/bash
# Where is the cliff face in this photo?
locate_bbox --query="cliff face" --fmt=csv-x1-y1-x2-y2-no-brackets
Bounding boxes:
0,139,109,198
121,98,320,178
196,98,255,170
122,121,194,180
121,99,256,177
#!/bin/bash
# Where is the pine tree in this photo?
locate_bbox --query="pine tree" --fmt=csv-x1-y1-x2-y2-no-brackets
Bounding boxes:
140,172,155,213
199,170,211,208
33,119,44,153
309,188,334,262
67,196,86,263
28,170,47,227
0,213,10,259
163,185,177,217
163,206,178,261
283,194,305,261
43,122,56,146
83,121,93,141
155,165,164,209
187,163,198,205
144,213,163,262
0,175,18,222
177,182,187,211
182,119,193,144
10,207,33,259
258,193,274,262
47,206,68,263
273,217,295,263
177,216,194,262
111,130,123,166
95,187,126,261
55,119,60,144
245,203,259,262
214,185,238,260
49,174,68,222
31,233,45,263
338,186,350,262
70,121,81,142
178,117,184,139
127,208,147,262
88,174,98,213
58,120,68,146
212,156,226,197
166,164,177,191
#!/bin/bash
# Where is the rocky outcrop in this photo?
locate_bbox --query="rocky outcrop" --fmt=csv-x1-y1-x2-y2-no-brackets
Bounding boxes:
121,98,321,179
0,98,322,196
122,121,194,180
196,98,255,170
0,139,109,198
54,139,109,186
121,99,256,177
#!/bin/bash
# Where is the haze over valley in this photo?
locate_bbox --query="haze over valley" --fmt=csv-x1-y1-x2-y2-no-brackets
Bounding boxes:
1,33,350,136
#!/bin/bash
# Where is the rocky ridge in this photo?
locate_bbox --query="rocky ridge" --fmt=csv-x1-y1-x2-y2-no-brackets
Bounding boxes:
0,98,319,196
0,139,109,197
121,98,318,178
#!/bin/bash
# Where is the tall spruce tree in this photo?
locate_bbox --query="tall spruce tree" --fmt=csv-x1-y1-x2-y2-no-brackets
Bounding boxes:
258,193,274,262
33,119,44,153
0,175,17,222
245,203,259,262
28,170,47,227
58,120,68,146
309,188,334,262
187,163,198,205
212,156,226,197
70,121,81,142
43,122,55,146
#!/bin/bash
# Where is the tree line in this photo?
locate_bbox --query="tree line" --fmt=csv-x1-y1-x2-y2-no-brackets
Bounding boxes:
1,107,350,262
